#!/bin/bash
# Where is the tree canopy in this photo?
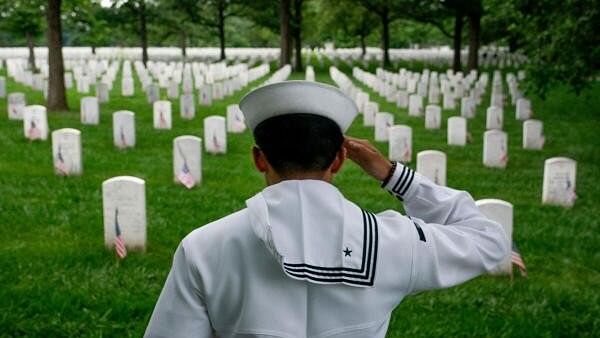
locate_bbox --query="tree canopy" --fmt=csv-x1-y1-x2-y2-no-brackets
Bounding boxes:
0,0,597,94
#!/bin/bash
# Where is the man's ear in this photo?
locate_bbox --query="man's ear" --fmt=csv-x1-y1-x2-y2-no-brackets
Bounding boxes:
330,146,346,174
252,146,268,173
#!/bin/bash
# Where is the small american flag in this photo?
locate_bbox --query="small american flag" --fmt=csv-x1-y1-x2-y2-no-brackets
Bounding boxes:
119,126,127,148
158,111,167,128
212,133,220,151
54,145,69,175
177,162,196,189
403,139,411,161
28,120,41,140
511,242,527,277
500,144,508,165
234,113,245,131
114,208,127,259
566,177,577,204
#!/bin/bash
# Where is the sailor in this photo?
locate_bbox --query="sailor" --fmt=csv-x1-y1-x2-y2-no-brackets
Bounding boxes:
145,81,509,338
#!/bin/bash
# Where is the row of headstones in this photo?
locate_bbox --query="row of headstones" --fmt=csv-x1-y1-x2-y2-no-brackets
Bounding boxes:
349,67,545,154
16,102,244,152
354,66,533,120
100,153,575,256
374,66,530,116
415,152,576,208
139,63,270,107
315,47,525,69
4,56,263,106
262,65,292,86
328,66,574,208
329,66,544,157
5,57,119,100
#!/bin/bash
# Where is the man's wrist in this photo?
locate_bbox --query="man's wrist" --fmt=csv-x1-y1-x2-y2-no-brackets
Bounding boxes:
381,162,416,201
380,161,397,186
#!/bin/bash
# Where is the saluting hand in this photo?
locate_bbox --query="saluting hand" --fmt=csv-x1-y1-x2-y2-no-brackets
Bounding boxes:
343,136,392,181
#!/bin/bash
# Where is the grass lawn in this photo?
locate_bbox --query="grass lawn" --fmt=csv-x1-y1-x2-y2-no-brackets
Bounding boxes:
0,58,599,337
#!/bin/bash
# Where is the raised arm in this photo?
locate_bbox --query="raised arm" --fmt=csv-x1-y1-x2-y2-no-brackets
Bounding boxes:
344,137,509,293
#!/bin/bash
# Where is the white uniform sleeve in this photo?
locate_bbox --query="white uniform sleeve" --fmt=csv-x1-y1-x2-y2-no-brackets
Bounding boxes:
382,162,510,294
144,244,214,338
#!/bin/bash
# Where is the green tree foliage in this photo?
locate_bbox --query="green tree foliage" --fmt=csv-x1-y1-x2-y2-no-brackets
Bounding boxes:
319,0,378,56
63,0,112,53
0,0,45,70
517,0,599,96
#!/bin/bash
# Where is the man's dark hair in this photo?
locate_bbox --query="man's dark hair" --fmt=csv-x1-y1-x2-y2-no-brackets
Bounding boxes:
253,113,344,175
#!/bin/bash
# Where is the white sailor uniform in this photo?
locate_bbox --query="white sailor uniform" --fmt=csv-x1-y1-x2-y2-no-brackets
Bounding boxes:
144,163,509,338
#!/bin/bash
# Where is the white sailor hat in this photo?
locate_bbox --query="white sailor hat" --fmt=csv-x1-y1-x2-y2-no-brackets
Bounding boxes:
239,81,358,132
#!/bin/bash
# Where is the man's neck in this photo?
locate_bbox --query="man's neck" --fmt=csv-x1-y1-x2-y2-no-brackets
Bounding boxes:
266,171,333,186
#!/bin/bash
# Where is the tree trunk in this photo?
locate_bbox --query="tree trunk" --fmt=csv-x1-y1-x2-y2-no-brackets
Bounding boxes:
91,45,96,55
26,31,36,71
508,36,518,53
453,11,463,72
218,6,226,61
292,0,303,71
467,13,481,71
381,8,390,69
46,0,68,111
360,33,366,58
180,31,187,60
279,0,291,67
140,1,148,66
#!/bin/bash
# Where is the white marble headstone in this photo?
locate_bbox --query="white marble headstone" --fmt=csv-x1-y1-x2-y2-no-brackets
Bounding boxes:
355,91,369,113
542,157,577,207
428,86,440,104
204,116,226,154
153,100,172,130
461,97,476,119
51,128,82,176
475,199,513,275
305,66,315,82
0,76,5,98
363,101,378,126
425,105,441,130
215,82,226,100
516,98,532,120
396,91,408,109
491,92,503,109
167,81,179,99
80,96,99,125
199,85,213,106
443,92,455,110
64,72,73,89
180,93,195,120
226,104,246,133
102,176,147,251
96,82,110,103
523,119,545,150
8,92,26,120
408,94,423,116
416,150,446,186
447,116,467,146
76,76,90,94
122,77,134,97
146,83,160,104
486,106,504,130
389,125,412,163
113,111,136,149
173,136,202,189
374,112,394,142
23,105,48,141
483,130,508,168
